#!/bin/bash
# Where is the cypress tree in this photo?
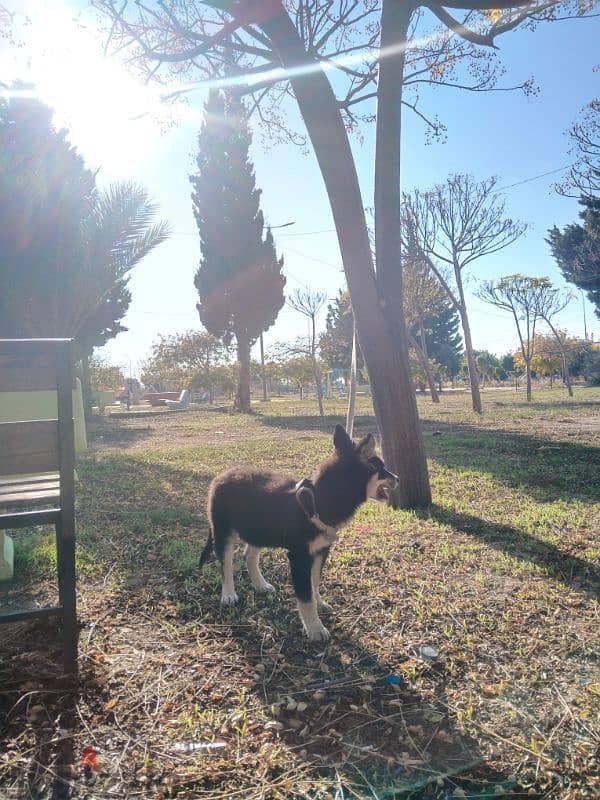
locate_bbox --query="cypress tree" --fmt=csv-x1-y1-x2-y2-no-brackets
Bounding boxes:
191,90,285,412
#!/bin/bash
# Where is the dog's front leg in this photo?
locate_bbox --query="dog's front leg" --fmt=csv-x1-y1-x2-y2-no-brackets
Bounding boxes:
288,550,330,642
311,547,332,613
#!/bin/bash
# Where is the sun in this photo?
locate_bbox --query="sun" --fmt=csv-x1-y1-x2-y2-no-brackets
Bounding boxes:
1,1,196,175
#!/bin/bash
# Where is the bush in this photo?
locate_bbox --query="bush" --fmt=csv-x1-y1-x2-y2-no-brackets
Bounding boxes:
583,348,600,385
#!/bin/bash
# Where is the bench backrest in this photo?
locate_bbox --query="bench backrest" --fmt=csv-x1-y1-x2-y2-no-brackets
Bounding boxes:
0,340,75,482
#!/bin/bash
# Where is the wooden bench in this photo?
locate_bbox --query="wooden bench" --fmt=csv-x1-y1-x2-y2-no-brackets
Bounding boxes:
0,339,78,673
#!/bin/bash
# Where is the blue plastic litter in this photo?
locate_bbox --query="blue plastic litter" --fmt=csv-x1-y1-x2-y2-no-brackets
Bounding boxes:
384,674,402,685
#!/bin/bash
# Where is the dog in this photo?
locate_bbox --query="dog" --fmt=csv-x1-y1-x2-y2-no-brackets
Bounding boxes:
198,424,397,641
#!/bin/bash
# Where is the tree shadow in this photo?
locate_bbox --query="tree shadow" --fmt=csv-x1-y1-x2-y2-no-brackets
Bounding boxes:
490,399,600,413
176,565,522,798
86,417,156,450
426,421,600,503
421,504,599,601
257,411,375,434
0,617,108,799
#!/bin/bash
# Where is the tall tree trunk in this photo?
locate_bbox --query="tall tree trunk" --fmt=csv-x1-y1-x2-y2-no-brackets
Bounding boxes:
259,333,268,401
409,332,440,403
311,313,325,418
525,360,532,402
418,316,440,403
456,286,482,413
346,314,358,436
545,319,574,398
263,9,430,507
562,354,573,397
313,359,325,418
235,334,252,413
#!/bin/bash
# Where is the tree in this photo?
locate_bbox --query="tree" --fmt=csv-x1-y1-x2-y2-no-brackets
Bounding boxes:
478,275,550,402
556,99,599,197
286,288,328,418
89,356,125,390
475,350,502,385
547,195,600,319
191,90,285,413
404,174,526,413
95,0,595,508
583,345,600,385
0,93,170,412
279,354,318,399
402,238,450,403
422,305,464,379
320,290,359,371
141,330,231,400
532,284,576,395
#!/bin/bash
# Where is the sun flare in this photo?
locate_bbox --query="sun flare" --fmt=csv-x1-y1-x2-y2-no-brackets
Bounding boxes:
1,1,197,174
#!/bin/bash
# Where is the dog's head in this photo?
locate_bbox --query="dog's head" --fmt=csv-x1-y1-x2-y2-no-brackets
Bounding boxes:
330,426,397,503
303,425,398,526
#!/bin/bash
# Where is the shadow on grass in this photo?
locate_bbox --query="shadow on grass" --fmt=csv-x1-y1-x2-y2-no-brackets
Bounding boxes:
86,417,156,450
257,411,376,434
490,399,600,412
256,411,600,504
423,504,600,601
0,449,574,798
426,421,600,504
176,561,518,799
0,617,105,800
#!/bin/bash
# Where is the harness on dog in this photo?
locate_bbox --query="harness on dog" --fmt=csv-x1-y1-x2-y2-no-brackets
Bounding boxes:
295,478,338,543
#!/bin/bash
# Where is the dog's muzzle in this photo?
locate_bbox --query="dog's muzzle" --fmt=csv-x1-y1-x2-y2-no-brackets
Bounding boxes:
377,468,398,501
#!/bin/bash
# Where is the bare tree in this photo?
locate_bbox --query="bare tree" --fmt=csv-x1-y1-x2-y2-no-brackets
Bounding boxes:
287,288,328,417
404,174,526,413
556,98,600,198
92,0,593,506
533,282,576,396
401,216,450,403
477,274,549,402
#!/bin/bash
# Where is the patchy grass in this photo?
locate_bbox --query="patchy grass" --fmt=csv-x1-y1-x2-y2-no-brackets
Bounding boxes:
1,388,598,799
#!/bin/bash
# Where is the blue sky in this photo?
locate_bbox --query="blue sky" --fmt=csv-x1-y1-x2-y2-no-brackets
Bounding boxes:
2,1,598,376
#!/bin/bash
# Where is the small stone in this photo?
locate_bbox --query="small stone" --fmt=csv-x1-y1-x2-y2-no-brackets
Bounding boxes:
453,789,467,798
255,663,266,673
296,701,308,712
286,699,298,711
265,721,284,732
313,690,326,702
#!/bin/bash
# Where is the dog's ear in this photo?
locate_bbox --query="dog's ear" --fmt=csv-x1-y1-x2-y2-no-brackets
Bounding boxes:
333,424,354,457
356,433,376,460
296,484,317,520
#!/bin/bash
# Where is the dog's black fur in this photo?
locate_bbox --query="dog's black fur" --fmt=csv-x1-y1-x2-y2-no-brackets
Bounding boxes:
199,424,397,641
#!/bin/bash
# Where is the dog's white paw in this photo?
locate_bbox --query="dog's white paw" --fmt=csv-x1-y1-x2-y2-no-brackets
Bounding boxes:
306,623,330,642
220,591,239,606
255,582,276,594
317,599,333,614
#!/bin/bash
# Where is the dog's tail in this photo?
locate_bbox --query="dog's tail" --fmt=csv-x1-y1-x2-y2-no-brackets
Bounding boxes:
198,530,214,569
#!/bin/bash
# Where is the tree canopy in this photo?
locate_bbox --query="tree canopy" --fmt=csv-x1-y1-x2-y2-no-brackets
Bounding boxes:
0,93,170,357
191,89,285,412
547,195,600,319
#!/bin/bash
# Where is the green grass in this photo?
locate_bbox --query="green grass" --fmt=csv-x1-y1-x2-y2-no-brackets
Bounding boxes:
1,386,599,799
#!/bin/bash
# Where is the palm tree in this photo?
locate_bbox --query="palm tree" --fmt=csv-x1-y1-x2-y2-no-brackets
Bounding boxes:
77,183,170,409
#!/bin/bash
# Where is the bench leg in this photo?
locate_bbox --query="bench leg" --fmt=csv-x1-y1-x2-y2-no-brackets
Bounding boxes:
56,522,78,674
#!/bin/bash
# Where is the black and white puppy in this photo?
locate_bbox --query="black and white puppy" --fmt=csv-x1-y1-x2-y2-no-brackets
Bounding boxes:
199,425,397,641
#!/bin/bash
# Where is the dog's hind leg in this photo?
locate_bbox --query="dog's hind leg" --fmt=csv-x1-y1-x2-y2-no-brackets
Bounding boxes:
246,546,275,594
289,550,329,642
211,510,238,605
311,547,332,613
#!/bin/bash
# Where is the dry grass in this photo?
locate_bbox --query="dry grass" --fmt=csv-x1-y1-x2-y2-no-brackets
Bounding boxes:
1,387,598,799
